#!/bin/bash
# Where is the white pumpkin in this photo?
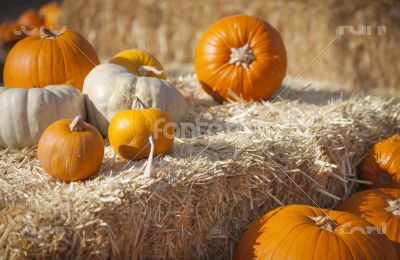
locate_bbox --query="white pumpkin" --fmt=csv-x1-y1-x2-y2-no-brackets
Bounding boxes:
83,63,187,136
0,85,85,148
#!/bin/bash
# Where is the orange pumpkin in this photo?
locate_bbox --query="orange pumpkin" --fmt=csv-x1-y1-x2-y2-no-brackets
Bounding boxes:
339,188,400,255
13,9,43,39
0,23,19,46
109,49,167,79
194,14,287,102
15,9,44,29
235,205,397,259
3,28,99,90
108,98,175,160
361,135,400,188
39,2,61,28
38,116,104,181
0,10,42,47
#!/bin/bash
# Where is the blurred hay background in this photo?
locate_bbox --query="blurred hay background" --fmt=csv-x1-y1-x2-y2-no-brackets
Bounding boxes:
60,0,400,95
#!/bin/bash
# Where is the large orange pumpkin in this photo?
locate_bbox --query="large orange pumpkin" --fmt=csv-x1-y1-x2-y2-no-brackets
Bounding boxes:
194,14,287,102
235,205,397,259
3,28,99,91
361,135,400,188
38,116,104,182
339,188,400,255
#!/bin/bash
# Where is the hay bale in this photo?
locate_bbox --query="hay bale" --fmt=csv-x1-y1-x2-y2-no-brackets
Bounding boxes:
1,75,399,259
59,0,400,95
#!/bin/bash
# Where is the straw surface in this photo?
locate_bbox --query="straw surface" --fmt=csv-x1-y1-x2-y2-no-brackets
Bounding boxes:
1,75,399,259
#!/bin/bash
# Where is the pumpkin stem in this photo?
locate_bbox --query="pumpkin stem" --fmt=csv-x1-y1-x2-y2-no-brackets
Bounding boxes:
143,135,154,178
229,42,256,69
69,116,85,132
310,215,338,233
40,27,61,39
132,96,148,110
138,65,165,77
386,198,400,216
379,174,392,185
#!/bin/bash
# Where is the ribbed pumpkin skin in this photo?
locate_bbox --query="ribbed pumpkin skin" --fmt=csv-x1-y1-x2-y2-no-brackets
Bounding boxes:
361,135,400,188
38,118,104,181
339,188,400,255
3,29,100,91
108,109,174,160
0,85,85,148
109,49,167,79
194,14,287,102
235,205,398,260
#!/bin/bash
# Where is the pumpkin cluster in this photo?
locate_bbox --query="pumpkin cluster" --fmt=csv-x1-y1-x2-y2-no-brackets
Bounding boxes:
235,205,398,259
237,134,400,258
1,9,183,181
333,134,400,256
1,10,399,259
0,2,60,48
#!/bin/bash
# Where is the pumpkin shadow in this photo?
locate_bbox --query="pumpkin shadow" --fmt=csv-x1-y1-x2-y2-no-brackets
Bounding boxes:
0,47,8,85
98,153,141,177
172,138,241,162
272,83,352,105
83,94,109,136
179,80,353,114
234,207,285,259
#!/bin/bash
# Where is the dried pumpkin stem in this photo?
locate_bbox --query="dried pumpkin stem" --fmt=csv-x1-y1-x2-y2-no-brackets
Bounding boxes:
379,174,392,185
69,116,85,132
386,198,400,216
41,27,61,39
310,215,338,233
138,65,165,77
229,42,256,69
132,96,148,110
143,135,155,178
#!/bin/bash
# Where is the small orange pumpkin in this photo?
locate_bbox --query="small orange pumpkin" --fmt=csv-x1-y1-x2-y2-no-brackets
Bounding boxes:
339,188,400,255
39,2,61,28
15,9,44,29
0,23,19,46
235,205,397,259
3,28,99,90
194,14,287,102
108,97,174,160
361,135,400,188
38,116,104,181
13,9,44,39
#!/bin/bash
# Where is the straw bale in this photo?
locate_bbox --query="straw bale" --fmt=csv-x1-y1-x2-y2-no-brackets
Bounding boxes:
0,75,400,258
